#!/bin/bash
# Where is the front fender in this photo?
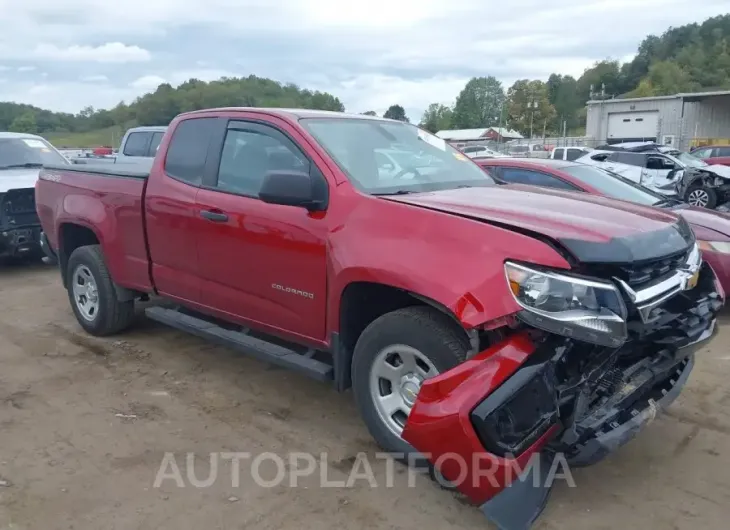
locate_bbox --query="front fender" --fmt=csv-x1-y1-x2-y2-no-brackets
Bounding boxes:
327,195,572,332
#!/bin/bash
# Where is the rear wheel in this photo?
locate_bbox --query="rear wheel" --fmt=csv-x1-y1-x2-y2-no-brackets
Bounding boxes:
351,306,469,456
66,245,135,336
686,185,717,209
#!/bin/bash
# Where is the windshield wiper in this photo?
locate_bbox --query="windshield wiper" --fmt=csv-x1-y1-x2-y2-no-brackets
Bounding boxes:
653,198,681,207
373,190,418,196
0,163,44,170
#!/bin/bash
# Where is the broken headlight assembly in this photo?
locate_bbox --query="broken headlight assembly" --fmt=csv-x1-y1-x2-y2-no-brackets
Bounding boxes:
505,262,628,347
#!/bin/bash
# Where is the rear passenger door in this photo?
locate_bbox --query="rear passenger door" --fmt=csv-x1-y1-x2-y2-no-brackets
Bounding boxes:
193,118,329,342
604,152,645,184
144,118,221,304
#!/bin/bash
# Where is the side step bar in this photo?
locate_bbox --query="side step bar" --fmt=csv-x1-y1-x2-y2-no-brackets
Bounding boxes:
145,306,334,382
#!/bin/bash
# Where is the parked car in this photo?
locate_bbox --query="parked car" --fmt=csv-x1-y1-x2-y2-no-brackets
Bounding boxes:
114,125,168,168
576,142,730,207
460,145,508,159
476,157,730,293
507,143,550,158
690,145,730,167
0,132,70,260
549,146,591,161
36,108,722,529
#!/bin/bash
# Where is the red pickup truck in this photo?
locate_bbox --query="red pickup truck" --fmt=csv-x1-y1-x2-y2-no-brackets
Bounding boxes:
36,108,722,529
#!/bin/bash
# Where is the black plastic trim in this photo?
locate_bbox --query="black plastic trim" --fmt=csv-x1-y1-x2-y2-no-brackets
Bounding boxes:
42,163,149,180
145,306,334,382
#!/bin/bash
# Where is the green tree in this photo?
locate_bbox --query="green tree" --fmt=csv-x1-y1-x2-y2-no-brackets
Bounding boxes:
452,76,505,129
645,60,697,95
506,80,556,137
419,103,453,133
577,60,626,101
383,104,409,122
546,74,581,132
9,112,37,134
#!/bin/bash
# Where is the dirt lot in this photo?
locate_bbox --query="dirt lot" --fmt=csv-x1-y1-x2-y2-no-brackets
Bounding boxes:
0,263,729,530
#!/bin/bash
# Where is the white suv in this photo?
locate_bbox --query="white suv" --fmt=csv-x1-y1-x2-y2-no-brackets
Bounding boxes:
575,148,682,196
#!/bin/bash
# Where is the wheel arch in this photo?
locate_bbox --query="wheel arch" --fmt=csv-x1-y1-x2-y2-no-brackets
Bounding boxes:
333,280,470,392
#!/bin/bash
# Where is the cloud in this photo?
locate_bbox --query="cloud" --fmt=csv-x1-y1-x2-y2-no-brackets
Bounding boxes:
130,74,166,89
32,42,151,63
80,74,109,83
17,66,36,72
0,0,728,119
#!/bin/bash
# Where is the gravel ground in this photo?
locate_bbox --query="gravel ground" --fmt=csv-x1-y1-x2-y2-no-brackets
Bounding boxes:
0,262,729,530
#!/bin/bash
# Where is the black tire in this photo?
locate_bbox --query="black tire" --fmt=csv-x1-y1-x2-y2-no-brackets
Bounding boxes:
686,185,717,209
66,245,135,336
351,306,469,457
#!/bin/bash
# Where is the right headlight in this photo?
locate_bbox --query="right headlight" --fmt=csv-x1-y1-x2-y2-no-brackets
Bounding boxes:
505,262,628,347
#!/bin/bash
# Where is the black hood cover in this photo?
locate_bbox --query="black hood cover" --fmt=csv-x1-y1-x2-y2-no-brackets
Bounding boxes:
558,216,695,264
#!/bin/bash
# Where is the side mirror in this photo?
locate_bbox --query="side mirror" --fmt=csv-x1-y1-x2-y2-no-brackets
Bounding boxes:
259,170,327,211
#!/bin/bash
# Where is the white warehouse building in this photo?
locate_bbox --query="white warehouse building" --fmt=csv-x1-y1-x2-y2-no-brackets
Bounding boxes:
585,90,730,150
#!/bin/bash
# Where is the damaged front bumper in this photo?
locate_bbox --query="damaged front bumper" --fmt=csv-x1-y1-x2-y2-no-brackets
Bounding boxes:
0,225,42,258
402,262,723,530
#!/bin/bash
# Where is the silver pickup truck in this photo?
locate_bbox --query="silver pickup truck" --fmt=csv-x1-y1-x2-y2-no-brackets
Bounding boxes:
113,125,168,169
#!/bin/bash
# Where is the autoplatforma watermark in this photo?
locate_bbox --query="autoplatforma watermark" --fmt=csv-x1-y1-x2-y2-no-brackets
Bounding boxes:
153,451,575,490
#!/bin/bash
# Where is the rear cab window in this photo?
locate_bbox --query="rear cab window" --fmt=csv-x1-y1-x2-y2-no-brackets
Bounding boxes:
163,118,219,185
552,148,564,160
122,132,152,157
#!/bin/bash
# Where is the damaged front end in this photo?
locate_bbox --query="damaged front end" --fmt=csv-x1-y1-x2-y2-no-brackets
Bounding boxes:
403,242,723,530
676,167,730,206
0,189,43,258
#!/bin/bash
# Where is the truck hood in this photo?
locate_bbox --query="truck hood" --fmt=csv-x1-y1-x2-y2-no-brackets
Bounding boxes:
0,168,40,193
386,185,694,263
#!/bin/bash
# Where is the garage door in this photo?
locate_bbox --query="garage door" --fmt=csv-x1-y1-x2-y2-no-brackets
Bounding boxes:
607,111,659,142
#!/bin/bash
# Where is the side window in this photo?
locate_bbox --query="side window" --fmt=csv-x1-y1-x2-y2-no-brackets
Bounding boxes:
216,125,308,197
646,156,676,170
566,148,585,161
122,132,151,156
164,118,219,185
553,148,564,160
611,152,645,167
500,168,577,190
717,147,730,157
147,132,164,157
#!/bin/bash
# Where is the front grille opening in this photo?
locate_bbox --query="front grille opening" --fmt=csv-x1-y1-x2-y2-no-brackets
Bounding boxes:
585,248,690,290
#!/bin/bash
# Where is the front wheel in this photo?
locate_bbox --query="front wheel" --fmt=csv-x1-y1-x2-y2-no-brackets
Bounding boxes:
66,245,135,336
351,306,469,456
686,185,717,209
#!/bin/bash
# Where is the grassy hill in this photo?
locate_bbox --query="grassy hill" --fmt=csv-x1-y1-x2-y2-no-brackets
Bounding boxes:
42,126,124,149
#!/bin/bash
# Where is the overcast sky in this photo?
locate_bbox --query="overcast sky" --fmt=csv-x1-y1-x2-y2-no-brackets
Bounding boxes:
0,0,727,122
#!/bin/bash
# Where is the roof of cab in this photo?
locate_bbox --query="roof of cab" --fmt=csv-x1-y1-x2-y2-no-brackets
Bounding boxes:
475,157,582,171
178,107,398,122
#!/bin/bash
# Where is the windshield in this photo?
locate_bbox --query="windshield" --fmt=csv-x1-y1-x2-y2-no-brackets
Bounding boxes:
673,151,707,168
0,137,68,169
561,164,665,206
300,118,494,194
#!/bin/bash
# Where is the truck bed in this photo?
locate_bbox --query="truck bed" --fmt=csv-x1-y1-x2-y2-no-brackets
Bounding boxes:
36,163,153,292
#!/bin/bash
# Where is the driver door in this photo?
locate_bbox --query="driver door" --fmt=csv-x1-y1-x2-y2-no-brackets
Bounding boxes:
192,119,329,342
645,155,679,192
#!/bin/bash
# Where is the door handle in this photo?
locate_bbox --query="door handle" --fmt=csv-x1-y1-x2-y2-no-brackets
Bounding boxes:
200,210,229,222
